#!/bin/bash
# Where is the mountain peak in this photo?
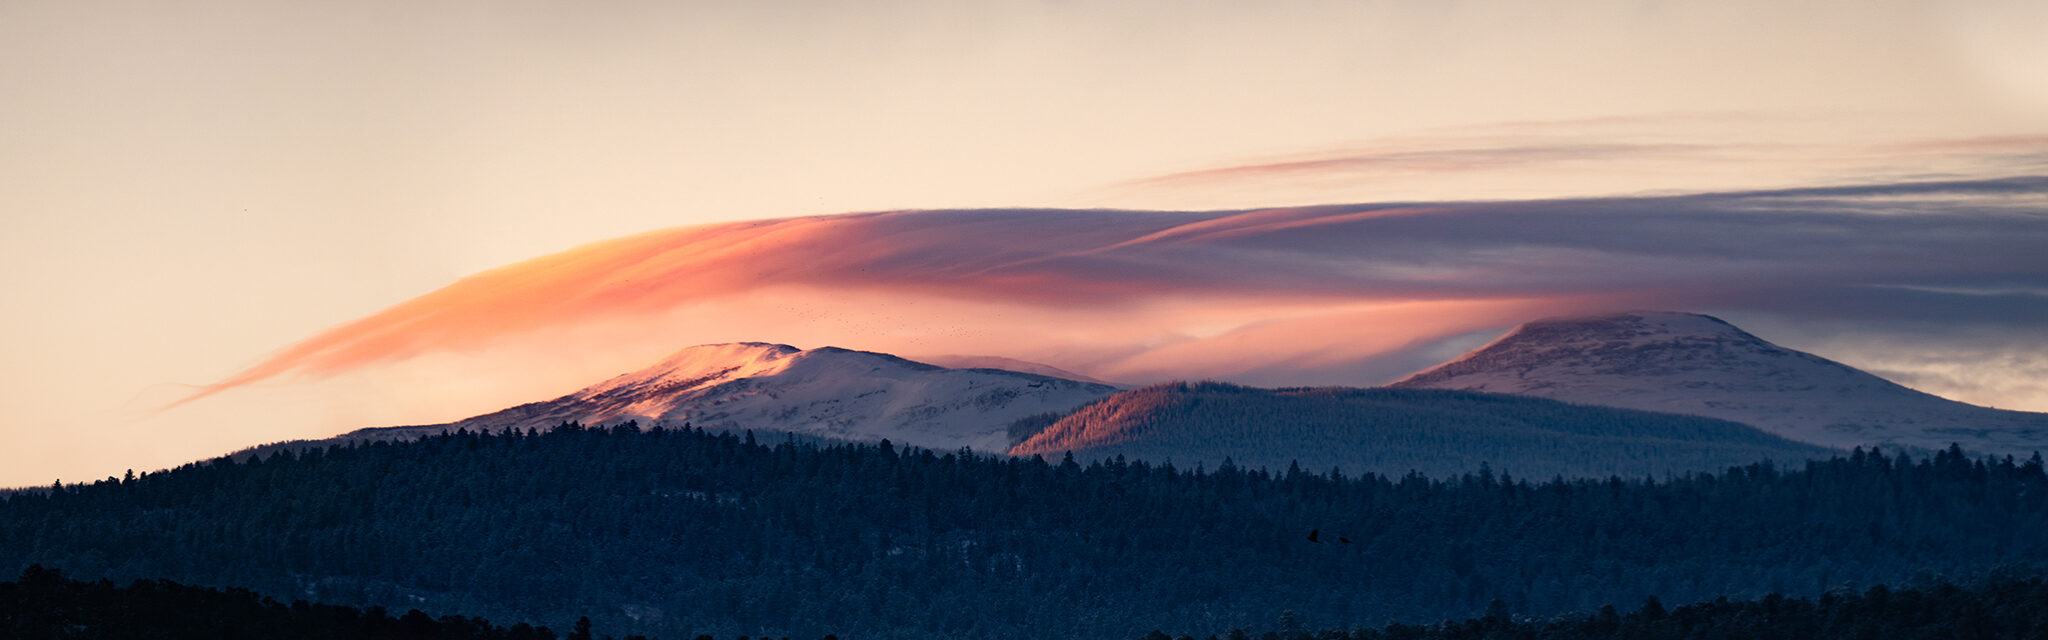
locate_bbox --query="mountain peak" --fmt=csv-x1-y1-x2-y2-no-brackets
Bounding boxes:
1395,311,1844,388
348,342,1119,453
1396,311,1796,386
656,341,804,367
579,342,806,399
1514,311,1751,339
1393,311,2048,454
1484,312,1766,354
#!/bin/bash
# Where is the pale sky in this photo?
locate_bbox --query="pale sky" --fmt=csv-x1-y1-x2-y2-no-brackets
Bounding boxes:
3,0,2045,488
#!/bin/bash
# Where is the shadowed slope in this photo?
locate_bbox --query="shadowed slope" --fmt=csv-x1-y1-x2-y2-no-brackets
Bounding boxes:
1009,381,1836,479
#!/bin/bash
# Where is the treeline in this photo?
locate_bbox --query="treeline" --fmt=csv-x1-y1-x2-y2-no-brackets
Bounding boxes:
14,563,2045,640
1180,574,2048,640
3,424,2047,639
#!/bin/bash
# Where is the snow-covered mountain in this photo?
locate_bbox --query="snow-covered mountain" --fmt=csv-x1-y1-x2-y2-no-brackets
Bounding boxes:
342,343,1120,452
1391,312,2048,455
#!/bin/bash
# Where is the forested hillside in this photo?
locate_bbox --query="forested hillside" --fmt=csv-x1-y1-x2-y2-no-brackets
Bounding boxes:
4,425,2046,639
1008,382,1837,478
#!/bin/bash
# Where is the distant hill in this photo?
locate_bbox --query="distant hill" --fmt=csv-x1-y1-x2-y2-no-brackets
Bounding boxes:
329,342,1119,453
1392,312,2048,455
1008,381,1837,479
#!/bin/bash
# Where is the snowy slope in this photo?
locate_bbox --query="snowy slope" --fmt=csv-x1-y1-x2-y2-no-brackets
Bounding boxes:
347,343,1120,452
1392,312,2048,455
909,354,1123,387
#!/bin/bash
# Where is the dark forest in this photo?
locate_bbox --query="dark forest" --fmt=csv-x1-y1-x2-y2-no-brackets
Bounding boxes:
5,425,2045,639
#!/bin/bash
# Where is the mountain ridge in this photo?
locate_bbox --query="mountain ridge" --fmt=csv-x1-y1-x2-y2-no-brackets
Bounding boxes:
1007,380,1838,479
1392,311,2048,454
334,342,1120,453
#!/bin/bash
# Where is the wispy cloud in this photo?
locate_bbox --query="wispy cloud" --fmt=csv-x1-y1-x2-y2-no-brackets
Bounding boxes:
1699,175,2048,199
1128,143,1713,186
1099,114,2048,209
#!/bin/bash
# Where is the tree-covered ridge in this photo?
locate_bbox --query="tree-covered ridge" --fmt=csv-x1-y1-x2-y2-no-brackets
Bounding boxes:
1185,574,2048,640
1009,382,1838,479
4,425,2046,639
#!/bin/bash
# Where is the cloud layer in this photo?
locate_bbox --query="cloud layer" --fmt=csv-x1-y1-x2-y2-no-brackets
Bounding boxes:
181,177,2048,411
1103,116,2048,210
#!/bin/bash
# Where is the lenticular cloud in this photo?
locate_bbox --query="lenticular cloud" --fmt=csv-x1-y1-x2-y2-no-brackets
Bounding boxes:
177,177,2048,408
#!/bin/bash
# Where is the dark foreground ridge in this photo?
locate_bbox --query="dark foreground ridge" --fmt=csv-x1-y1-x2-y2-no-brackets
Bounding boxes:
5,425,2048,639
8,565,2044,640
12,564,2044,640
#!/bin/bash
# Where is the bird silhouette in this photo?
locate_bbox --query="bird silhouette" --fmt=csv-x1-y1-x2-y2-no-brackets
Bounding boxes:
1339,536,1352,544
1307,529,1322,543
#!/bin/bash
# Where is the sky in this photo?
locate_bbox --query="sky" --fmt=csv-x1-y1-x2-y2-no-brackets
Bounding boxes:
3,0,2046,488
